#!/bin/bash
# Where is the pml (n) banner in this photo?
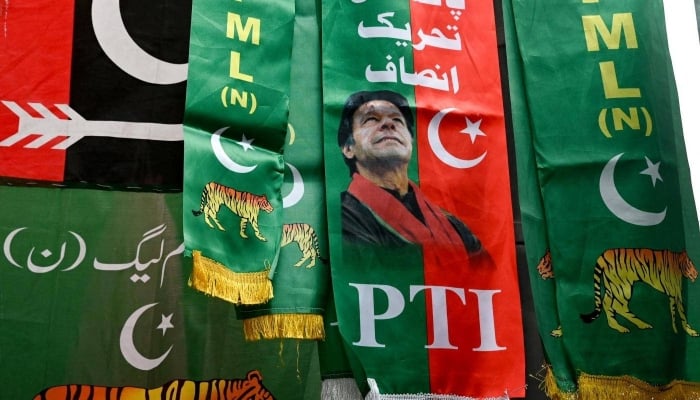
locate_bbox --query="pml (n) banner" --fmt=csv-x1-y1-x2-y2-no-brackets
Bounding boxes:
0,187,320,399
322,0,525,397
0,0,188,190
505,0,700,397
236,0,330,340
183,0,293,305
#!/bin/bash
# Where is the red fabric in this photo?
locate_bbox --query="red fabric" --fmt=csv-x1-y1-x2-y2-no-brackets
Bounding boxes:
0,0,73,181
410,1,525,397
347,173,468,255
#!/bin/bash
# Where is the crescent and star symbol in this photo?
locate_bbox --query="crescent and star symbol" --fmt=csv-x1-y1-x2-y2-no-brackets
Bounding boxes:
599,152,667,226
211,127,258,173
120,303,174,371
428,108,487,169
3,228,86,273
211,127,306,206
91,0,187,84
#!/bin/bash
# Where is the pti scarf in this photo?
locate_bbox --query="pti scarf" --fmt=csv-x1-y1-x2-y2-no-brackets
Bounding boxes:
504,0,700,397
322,0,525,397
183,0,294,304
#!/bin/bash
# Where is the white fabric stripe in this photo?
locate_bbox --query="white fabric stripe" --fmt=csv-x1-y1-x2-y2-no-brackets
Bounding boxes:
664,0,700,219
321,378,363,400
364,378,510,400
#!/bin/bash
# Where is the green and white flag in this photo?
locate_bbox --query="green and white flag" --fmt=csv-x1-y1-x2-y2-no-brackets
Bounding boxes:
0,187,321,399
505,0,700,397
183,0,294,305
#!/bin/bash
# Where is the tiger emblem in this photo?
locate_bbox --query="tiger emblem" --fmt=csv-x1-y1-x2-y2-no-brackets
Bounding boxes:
34,370,274,400
536,250,562,338
537,250,554,280
281,223,326,268
192,182,273,241
580,248,698,336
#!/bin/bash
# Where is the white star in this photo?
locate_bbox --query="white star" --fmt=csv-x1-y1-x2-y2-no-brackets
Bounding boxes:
640,156,663,187
156,313,174,336
460,118,486,144
237,134,255,151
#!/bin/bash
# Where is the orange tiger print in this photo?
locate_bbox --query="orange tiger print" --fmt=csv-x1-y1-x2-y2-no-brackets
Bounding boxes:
281,223,326,268
536,250,554,280
580,248,698,335
535,250,562,337
33,370,274,400
192,182,273,241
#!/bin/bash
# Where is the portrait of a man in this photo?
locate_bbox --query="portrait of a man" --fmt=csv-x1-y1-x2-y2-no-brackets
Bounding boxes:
338,90,483,255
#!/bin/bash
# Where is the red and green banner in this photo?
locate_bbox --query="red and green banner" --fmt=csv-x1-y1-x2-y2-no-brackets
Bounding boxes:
0,187,320,399
504,0,700,397
183,0,294,304
322,0,525,397
0,0,187,189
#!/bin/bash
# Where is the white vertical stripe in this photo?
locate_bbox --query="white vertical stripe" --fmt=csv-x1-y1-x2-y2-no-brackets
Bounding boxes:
664,0,700,219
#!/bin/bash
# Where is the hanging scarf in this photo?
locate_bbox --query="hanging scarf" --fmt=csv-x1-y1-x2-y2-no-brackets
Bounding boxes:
183,0,294,305
322,0,525,397
504,0,700,397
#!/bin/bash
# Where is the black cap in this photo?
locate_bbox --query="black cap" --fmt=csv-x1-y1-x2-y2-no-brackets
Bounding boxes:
337,90,414,147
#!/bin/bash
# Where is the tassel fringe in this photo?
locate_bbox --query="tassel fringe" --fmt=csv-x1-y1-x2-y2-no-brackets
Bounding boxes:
243,313,325,340
189,250,273,305
543,365,700,400
365,378,509,400
321,378,363,400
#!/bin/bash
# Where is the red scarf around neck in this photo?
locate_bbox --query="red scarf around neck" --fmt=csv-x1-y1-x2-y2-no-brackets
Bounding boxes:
347,173,469,264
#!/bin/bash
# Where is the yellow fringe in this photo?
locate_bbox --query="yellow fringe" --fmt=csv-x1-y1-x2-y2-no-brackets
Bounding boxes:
543,365,700,400
188,250,273,305
243,314,325,340
542,368,579,400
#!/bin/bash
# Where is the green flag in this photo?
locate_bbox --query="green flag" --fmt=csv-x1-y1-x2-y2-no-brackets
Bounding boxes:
505,0,700,397
0,186,321,399
183,0,294,305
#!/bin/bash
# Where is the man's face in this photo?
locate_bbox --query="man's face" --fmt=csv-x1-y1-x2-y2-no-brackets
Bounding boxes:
342,100,412,169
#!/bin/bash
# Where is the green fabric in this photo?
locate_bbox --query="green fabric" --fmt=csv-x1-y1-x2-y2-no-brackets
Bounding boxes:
183,0,295,296
505,0,700,393
501,0,576,391
184,129,285,272
235,0,330,326
321,0,427,394
0,186,320,399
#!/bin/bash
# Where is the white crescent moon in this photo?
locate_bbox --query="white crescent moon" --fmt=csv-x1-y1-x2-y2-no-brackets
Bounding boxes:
120,303,173,371
282,162,304,208
600,153,667,226
3,227,25,268
428,108,487,169
92,0,187,84
211,127,257,173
